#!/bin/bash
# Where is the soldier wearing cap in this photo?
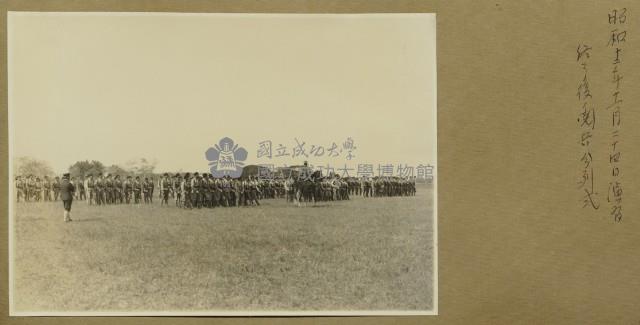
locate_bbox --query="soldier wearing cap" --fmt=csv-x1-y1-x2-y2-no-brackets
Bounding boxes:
33,177,43,202
202,173,213,208
43,176,52,201
233,177,244,207
211,177,221,207
15,176,25,202
221,175,232,207
143,177,153,204
159,173,172,206
148,176,155,203
85,174,94,204
95,174,105,205
113,175,123,204
182,173,192,209
202,173,209,207
196,172,205,208
52,176,61,201
173,173,182,207
246,176,260,206
103,174,113,204
123,176,133,204
25,175,35,201
132,176,142,204
190,172,200,208
60,173,75,222
77,176,86,201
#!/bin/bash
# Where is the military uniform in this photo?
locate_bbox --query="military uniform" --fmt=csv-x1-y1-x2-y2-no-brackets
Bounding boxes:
43,176,52,201
60,173,75,222
182,173,192,209
34,177,43,201
159,174,172,205
15,176,25,202
123,176,133,204
86,175,95,204
190,173,200,208
132,177,142,204
173,174,182,207
105,175,115,204
113,175,123,204
95,176,105,205
77,177,86,201
52,177,61,201
142,178,152,204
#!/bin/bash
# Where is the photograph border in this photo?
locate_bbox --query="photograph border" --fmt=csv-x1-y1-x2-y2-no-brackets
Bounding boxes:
5,11,438,317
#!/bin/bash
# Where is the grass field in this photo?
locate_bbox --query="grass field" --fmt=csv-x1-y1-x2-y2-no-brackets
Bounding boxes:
12,185,434,313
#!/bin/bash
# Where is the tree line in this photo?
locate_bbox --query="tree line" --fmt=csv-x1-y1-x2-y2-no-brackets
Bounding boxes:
14,157,159,179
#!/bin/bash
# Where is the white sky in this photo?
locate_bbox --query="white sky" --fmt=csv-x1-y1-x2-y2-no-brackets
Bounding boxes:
9,13,437,174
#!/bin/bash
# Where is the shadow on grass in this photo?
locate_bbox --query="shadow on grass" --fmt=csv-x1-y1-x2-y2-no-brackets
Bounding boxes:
72,218,106,223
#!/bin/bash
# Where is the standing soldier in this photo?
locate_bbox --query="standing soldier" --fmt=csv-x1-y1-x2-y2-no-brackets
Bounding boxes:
159,173,172,206
233,178,243,207
221,176,231,207
228,177,237,206
43,176,52,201
190,172,200,208
113,175,123,204
34,177,43,202
132,176,142,204
85,174,94,204
103,174,113,204
212,177,222,207
52,176,61,201
361,176,369,197
144,177,152,204
15,176,25,202
25,175,34,201
248,176,261,206
182,173,192,209
284,177,293,203
123,176,133,204
60,173,75,222
173,173,182,207
94,174,104,205
203,174,213,208
412,176,417,196
77,176,86,201
148,176,155,203
197,173,206,208
368,177,375,197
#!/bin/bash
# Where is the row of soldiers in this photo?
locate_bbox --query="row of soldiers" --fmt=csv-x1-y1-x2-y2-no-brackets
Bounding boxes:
14,175,70,202
286,176,416,206
158,172,263,208
84,174,156,205
15,173,417,206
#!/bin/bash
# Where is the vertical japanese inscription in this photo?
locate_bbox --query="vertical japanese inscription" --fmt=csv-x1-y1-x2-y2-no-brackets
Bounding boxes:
577,43,599,210
607,8,626,222
575,8,629,222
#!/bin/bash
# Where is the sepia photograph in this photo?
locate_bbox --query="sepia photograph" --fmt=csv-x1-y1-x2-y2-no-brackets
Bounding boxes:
8,12,437,316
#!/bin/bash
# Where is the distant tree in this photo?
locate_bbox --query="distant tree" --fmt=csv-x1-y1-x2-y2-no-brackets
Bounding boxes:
68,160,105,178
14,156,54,177
105,164,130,177
124,158,157,175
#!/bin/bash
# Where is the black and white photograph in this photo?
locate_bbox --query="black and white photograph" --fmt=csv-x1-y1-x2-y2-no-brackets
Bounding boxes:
8,12,437,316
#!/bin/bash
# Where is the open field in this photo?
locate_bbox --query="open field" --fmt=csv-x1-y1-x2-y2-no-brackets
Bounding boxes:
12,185,434,313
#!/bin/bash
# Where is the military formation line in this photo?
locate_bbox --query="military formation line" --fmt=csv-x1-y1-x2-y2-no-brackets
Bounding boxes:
14,173,418,208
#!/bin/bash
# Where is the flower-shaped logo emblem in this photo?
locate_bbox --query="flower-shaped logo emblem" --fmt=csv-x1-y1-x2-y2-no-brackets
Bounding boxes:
205,137,248,178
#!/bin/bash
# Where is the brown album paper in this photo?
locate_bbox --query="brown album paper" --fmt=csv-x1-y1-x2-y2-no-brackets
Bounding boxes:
1,0,639,324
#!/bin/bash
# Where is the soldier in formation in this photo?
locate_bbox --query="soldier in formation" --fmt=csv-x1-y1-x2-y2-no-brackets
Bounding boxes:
53,176,61,201
14,172,418,207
